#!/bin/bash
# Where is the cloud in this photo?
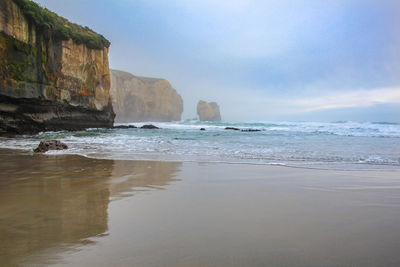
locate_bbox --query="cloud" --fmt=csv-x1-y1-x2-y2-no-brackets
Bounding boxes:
292,88,400,112
118,0,353,58
210,86,400,121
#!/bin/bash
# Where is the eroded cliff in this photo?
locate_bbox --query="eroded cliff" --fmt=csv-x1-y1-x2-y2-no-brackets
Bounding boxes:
197,100,221,122
0,0,114,134
110,69,183,122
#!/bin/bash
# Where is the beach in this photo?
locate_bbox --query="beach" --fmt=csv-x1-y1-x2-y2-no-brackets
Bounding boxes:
2,0,400,266
1,149,400,266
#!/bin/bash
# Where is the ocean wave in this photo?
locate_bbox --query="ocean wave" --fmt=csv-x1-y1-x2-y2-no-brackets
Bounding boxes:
1,120,400,170
161,120,400,138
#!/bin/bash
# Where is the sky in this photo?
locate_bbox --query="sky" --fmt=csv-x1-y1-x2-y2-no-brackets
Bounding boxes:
36,0,400,122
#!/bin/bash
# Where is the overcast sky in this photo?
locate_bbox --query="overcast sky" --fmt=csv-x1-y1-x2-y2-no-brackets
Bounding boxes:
36,0,400,122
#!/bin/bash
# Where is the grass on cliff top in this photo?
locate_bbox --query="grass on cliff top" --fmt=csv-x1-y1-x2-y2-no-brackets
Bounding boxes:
12,0,110,50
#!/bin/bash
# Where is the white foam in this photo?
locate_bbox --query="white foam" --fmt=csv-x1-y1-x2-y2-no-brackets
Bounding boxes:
1,121,400,170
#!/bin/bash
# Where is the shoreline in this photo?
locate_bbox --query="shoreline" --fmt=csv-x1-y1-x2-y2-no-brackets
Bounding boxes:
1,119,399,172
1,147,400,172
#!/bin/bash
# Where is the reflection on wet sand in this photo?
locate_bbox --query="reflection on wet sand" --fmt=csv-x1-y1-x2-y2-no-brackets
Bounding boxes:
0,150,181,266
3,149,400,266
110,160,181,199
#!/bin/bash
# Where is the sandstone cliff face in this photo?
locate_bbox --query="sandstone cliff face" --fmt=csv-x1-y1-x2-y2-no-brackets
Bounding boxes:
0,0,114,134
197,100,221,122
110,69,183,122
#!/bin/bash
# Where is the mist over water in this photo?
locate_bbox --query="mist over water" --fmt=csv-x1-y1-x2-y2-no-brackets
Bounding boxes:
1,120,400,170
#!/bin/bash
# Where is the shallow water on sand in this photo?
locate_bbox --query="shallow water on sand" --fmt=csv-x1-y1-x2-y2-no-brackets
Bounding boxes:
1,149,400,266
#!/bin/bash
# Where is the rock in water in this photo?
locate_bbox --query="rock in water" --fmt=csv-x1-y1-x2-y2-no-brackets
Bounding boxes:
110,70,183,122
141,124,160,129
225,127,240,131
113,125,137,129
241,129,261,132
34,140,68,153
0,0,115,135
200,128,206,131
197,101,221,122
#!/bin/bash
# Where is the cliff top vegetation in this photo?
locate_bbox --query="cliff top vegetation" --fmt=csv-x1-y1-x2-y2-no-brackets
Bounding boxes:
12,0,110,49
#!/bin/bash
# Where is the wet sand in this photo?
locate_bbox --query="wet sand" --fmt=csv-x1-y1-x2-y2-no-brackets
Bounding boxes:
1,149,400,266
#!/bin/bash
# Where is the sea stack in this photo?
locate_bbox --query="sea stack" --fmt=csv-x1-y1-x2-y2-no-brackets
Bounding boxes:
197,100,221,122
0,0,115,135
110,69,183,122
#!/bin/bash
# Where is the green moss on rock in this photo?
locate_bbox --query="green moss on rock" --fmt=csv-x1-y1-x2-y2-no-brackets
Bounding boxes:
12,0,110,50
0,32,38,82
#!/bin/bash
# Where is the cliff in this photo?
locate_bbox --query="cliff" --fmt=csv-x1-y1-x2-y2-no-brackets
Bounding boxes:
110,69,183,122
197,100,221,122
0,0,114,135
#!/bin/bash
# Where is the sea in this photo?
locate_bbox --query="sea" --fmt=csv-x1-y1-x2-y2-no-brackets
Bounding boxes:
1,120,400,171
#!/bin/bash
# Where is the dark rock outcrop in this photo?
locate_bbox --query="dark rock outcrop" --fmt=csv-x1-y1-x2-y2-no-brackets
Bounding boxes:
241,129,261,132
197,100,221,122
225,127,261,132
141,124,160,129
113,125,137,129
34,140,68,153
0,0,115,135
110,69,183,122
225,127,240,131
200,128,206,131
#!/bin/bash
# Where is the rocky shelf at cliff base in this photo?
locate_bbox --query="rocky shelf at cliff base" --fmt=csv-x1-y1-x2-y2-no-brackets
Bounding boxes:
197,100,221,122
110,69,183,123
0,0,115,135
